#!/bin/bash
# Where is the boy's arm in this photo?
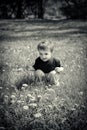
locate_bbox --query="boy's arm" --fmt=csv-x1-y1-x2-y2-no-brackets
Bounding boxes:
55,67,64,73
28,66,35,71
55,59,64,73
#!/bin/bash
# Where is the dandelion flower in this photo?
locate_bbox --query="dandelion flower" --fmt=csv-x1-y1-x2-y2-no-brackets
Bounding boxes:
11,95,16,99
11,100,16,104
79,91,83,96
34,113,42,118
27,93,32,97
4,95,8,98
17,100,21,104
22,84,28,87
29,103,37,108
34,89,39,94
0,87,2,90
37,95,42,101
37,95,42,99
48,105,53,109
4,95,9,103
20,94,24,98
23,105,29,110
30,96,36,102
21,87,25,91
45,88,56,96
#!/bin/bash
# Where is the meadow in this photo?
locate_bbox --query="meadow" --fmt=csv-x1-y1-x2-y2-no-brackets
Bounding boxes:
0,19,87,130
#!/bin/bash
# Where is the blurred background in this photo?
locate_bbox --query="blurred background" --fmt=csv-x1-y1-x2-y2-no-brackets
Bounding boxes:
0,0,87,20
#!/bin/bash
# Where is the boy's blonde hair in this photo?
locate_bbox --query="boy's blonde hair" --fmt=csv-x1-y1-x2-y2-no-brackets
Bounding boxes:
37,40,54,52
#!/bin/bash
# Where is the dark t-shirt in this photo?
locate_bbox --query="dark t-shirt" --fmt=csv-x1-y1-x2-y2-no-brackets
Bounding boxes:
33,57,61,73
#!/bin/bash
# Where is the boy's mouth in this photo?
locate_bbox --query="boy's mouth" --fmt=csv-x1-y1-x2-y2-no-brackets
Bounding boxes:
42,58,48,61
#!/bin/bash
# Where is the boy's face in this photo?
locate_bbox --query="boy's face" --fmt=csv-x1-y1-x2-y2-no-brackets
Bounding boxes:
39,49,52,62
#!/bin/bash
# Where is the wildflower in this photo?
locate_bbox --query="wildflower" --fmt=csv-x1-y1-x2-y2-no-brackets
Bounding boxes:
4,95,8,98
20,94,24,98
43,88,56,101
27,93,32,97
23,105,29,110
4,95,9,102
71,107,76,111
17,68,23,72
79,91,83,96
22,84,28,87
21,87,25,91
40,93,50,103
74,103,79,108
10,100,16,104
48,105,53,109
29,103,37,108
17,100,21,104
37,95,42,101
34,112,42,118
45,88,56,96
62,117,67,123
30,96,36,102
0,87,2,90
34,89,39,95
11,95,16,99
27,46,30,49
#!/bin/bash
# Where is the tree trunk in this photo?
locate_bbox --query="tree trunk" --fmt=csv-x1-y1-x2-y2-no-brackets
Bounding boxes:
37,0,44,19
16,0,23,19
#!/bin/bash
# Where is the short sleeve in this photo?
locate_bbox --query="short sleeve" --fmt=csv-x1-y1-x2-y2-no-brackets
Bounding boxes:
54,59,61,67
33,58,39,70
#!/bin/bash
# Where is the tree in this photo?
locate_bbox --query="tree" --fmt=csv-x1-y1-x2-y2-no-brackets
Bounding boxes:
60,0,87,19
37,0,44,19
0,0,48,19
16,0,24,18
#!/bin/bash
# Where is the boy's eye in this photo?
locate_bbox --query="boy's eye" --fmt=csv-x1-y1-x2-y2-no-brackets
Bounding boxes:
45,53,48,55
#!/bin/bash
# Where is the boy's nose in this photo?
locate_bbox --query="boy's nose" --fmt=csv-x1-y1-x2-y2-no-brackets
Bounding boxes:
42,55,46,58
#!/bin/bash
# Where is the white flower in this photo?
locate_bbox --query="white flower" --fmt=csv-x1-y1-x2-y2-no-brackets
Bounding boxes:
48,105,53,109
29,103,37,108
27,94,32,97
17,68,23,72
11,100,16,104
17,100,21,104
4,95,9,103
4,95,8,98
0,87,2,90
20,94,24,98
34,89,39,94
37,95,42,100
79,91,83,96
22,84,28,87
34,113,42,118
21,87,25,91
45,88,56,95
11,95,16,99
23,105,29,110
30,96,36,102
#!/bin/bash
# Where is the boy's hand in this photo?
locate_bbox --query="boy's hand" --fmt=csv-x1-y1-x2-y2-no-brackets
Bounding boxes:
49,70,56,75
55,67,64,73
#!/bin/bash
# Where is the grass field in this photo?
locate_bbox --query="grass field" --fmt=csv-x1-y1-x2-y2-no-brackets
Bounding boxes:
0,19,87,130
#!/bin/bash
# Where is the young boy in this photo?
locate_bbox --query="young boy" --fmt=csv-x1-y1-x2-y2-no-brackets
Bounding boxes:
33,40,63,85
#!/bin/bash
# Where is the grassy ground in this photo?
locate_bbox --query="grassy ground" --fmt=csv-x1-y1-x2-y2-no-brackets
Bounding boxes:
0,19,87,130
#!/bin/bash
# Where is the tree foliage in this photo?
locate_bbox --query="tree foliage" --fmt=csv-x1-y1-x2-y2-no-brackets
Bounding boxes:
0,0,45,19
0,0,87,19
60,0,87,19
